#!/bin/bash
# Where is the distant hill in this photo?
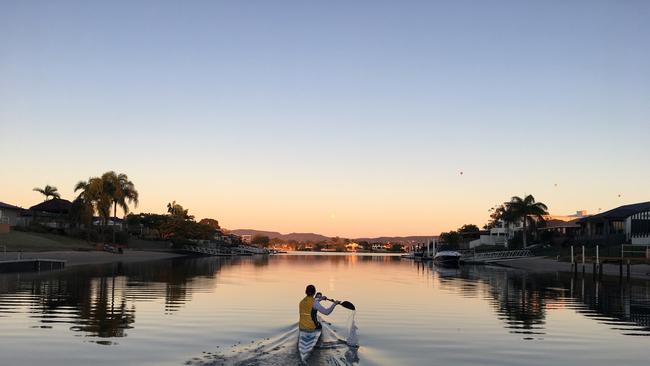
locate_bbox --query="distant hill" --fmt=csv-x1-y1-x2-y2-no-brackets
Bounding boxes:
229,229,433,244
229,229,283,239
354,236,435,244
230,229,330,242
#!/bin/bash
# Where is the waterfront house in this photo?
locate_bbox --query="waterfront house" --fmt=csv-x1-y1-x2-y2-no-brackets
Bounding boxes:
25,198,73,229
577,202,650,245
470,211,589,248
0,201,25,232
92,216,124,230
346,242,360,252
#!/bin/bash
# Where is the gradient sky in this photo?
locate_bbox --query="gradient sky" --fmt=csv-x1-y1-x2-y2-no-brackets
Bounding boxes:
1,0,649,237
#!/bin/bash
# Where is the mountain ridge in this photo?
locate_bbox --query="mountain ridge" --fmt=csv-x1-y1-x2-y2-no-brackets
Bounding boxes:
229,229,434,244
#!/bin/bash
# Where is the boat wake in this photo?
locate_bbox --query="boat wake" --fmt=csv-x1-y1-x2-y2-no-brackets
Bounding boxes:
185,320,359,366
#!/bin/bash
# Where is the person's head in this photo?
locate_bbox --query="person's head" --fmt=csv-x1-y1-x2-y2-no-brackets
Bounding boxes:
305,284,316,297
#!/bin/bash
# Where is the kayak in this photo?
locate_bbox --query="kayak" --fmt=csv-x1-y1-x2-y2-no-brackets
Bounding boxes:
298,328,321,363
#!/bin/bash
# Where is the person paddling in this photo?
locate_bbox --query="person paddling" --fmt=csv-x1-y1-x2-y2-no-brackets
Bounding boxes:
299,284,339,331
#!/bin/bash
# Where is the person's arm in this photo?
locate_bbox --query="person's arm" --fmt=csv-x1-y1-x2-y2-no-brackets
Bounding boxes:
313,300,337,315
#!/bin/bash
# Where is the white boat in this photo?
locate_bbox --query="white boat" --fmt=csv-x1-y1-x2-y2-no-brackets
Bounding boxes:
433,250,462,267
298,328,321,363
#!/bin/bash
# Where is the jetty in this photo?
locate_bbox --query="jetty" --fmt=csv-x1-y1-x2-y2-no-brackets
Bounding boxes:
181,244,269,257
460,249,533,264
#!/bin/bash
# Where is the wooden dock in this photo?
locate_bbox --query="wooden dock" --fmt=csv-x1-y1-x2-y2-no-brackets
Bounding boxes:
0,259,66,273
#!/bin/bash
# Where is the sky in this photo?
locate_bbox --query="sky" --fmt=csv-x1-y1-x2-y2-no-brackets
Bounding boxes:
1,0,649,238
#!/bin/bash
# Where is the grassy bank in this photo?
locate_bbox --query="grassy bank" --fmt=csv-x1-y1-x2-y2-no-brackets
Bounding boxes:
0,231,96,252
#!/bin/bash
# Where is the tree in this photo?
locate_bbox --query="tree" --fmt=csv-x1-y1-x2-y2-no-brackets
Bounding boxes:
458,224,480,233
167,201,193,220
101,171,139,245
69,197,94,228
505,195,549,248
389,243,404,252
198,218,220,230
439,231,462,247
251,234,270,247
74,177,112,228
101,171,139,220
33,185,61,201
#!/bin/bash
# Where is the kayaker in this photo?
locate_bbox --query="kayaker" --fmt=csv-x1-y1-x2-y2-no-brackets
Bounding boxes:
299,284,339,331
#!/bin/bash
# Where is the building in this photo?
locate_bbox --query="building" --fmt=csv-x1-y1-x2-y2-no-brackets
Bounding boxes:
346,242,360,252
470,210,589,248
23,198,73,229
0,201,25,232
577,202,650,245
240,234,252,244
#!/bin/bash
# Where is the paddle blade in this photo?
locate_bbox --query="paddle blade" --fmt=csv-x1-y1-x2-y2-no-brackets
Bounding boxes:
340,301,356,310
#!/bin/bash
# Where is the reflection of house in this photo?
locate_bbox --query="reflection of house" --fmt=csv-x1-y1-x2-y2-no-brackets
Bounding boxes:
578,202,650,245
0,201,24,227
25,198,73,229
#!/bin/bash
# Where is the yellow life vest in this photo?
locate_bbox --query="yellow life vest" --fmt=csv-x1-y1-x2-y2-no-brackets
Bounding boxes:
299,296,316,331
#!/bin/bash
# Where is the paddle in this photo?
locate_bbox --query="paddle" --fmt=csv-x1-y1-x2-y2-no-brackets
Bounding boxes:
324,298,356,311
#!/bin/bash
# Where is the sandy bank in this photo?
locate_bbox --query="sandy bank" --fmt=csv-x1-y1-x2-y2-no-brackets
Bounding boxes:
1,250,186,267
497,257,650,280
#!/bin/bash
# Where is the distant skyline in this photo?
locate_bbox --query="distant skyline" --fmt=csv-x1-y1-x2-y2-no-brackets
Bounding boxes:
1,1,649,237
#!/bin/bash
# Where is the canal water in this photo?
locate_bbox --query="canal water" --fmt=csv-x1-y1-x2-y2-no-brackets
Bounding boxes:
0,253,649,365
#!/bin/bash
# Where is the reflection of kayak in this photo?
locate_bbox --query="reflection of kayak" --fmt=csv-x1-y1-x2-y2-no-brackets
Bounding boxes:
298,328,321,363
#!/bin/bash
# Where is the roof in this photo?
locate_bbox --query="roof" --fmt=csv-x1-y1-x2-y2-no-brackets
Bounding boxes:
578,202,650,223
29,198,73,214
540,219,581,230
0,201,24,211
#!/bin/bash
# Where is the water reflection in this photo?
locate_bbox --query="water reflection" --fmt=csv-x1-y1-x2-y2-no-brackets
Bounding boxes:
416,261,650,338
0,257,235,338
1,254,650,366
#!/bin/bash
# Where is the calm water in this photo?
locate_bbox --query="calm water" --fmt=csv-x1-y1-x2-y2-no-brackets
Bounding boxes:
1,253,649,365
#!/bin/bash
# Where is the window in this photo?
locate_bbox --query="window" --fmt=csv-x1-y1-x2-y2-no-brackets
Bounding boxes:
610,221,625,234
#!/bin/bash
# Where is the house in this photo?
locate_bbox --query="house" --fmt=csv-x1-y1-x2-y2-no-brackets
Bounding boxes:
470,210,590,248
0,201,24,226
577,202,650,245
345,242,360,252
371,243,387,251
0,201,25,232
25,198,73,229
92,216,124,230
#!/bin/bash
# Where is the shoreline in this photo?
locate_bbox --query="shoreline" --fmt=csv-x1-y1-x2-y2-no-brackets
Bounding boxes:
494,257,650,280
1,249,187,267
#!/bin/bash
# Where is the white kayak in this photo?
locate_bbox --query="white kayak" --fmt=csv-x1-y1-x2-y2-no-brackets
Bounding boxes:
298,328,321,363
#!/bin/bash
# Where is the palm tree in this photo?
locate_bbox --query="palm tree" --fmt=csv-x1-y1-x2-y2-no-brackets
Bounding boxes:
506,195,548,248
76,172,138,244
74,177,112,232
101,171,139,223
101,171,139,244
33,185,61,201
167,201,193,220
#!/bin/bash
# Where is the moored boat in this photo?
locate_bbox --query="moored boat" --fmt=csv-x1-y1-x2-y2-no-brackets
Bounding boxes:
433,250,462,267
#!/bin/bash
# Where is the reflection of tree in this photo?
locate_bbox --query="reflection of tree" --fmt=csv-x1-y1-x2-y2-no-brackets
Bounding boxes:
433,265,650,337
71,276,135,337
0,256,243,338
